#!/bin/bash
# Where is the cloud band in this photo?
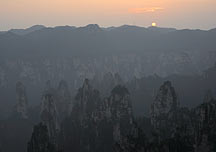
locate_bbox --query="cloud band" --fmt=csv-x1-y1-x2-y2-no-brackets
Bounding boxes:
128,7,164,14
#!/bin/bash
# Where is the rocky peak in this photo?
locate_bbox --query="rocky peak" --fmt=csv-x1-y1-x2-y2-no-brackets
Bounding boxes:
73,79,100,121
82,78,91,93
75,79,93,105
15,81,28,119
40,93,60,139
60,79,102,152
194,94,216,152
110,85,131,113
84,24,101,32
109,85,134,142
110,85,131,116
99,85,133,125
78,24,102,33
27,123,58,152
60,82,136,152
196,93,216,127
151,81,178,128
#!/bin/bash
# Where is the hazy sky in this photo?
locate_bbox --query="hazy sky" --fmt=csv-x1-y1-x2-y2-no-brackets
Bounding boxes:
1,0,216,30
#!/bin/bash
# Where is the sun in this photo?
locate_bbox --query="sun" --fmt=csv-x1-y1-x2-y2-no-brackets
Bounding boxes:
152,22,157,27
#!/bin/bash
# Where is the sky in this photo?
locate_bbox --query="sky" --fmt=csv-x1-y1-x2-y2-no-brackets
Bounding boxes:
0,0,216,31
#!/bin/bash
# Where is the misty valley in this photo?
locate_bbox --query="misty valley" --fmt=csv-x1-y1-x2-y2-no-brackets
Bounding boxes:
0,24,216,152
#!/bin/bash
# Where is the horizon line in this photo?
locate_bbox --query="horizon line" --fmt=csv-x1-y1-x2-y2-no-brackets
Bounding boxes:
1,23,216,32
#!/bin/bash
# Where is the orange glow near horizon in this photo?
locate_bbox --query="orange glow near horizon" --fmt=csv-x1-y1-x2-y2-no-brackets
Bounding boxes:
0,0,216,30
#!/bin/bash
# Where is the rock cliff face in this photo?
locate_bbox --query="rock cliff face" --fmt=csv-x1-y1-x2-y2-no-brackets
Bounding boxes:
27,81,71,152
15,81,28,119
115,81,194,152
0,52,207,89
60,79,101,152
40,93,60,140
1,55,215,120
194,93,216,152
72,79,101,123
114,83,216,152
149,81,197,145
150,81,178,129
60,79,136,152
27,123,58,152
109,85,134,141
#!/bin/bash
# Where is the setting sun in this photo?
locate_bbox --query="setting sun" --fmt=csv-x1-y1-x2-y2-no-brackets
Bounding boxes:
152,22,157,27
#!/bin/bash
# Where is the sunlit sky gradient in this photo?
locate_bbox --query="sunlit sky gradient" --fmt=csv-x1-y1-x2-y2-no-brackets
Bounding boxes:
1,0,216,30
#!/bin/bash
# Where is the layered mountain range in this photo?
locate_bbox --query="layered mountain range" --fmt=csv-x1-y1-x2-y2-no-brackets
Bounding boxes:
0,24,216,88
0,25,216,152
1,24,216,119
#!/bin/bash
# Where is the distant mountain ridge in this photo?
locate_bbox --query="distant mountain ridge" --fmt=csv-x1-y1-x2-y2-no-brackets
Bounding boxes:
3,24,216,34
2,24,216,37
9,25,46,35
0,23,215,83
1,24,215,56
